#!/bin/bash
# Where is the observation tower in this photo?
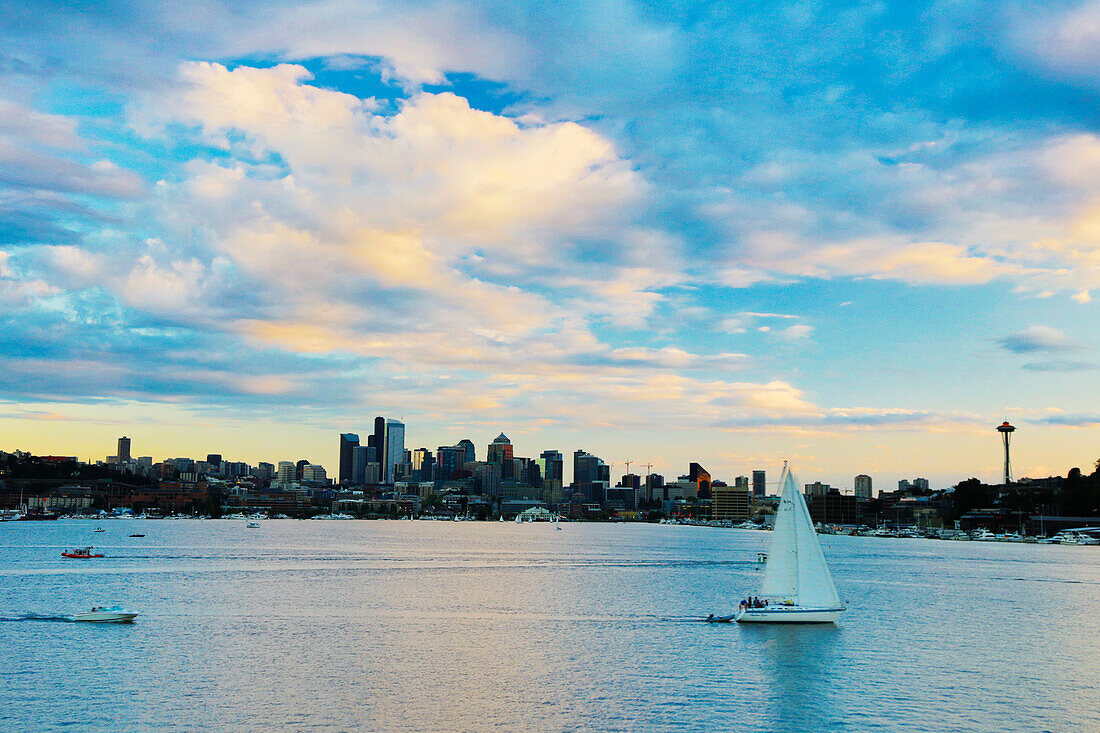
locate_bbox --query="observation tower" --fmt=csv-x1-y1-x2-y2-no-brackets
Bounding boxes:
997,421,1016,486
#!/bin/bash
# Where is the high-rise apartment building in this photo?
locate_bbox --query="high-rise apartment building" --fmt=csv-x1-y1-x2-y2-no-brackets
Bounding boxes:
385,419,405,484
752,470,766,498
117,436,131,463
854,474,873,499
339,433,359,485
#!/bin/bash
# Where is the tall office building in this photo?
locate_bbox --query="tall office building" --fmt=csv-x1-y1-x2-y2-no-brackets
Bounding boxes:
385,419,405,484
537,450,564,483
854,474,873,499
644,473,665,503
573,450,610,502
351,445,373,485
752,470,766,498
339,433,359,485
411,448,431,472
487,434,514,480
371,417,386,479
276,461,296,485
457,439,476,464
487,434,514,465
116,436,131,463
207,454,222,465
734,475,749,489
689,463,712,499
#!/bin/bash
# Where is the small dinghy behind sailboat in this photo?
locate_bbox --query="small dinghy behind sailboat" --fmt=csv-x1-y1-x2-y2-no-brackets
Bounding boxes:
734,464,845,624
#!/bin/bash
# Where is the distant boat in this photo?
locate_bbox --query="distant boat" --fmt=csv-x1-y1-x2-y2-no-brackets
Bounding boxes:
129,534,145,538
246,521,261,528
731,464,845,624
62,546,104,559
93,527,105,533
73,606,138,623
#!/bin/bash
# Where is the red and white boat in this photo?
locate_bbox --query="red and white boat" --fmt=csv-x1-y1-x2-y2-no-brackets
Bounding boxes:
62,546,104,559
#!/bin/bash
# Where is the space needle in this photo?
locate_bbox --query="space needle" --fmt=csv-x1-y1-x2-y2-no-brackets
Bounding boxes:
997,421,1016,486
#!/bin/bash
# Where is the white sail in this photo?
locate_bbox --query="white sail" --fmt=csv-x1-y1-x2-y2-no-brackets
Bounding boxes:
758,466,841,609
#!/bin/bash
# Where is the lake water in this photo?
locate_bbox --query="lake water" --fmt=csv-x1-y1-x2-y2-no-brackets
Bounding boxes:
1,519,1098,732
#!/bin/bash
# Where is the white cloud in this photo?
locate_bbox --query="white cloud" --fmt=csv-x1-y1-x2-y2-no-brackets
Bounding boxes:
997,326,1081,354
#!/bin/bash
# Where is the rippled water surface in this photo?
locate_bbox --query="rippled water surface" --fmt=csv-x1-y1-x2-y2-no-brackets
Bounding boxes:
2,519,1099,732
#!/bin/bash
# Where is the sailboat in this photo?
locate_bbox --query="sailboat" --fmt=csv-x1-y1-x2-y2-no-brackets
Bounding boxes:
734,463,845,624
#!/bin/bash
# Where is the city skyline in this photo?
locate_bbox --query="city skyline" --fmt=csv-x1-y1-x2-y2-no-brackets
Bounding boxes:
1,2,1098,488
3,419,1085,494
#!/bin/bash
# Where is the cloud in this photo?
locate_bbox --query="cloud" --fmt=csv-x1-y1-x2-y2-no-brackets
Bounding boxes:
997,326,1081,354
778,324,814,339
1021,360,1098,373
1036,414,1100,427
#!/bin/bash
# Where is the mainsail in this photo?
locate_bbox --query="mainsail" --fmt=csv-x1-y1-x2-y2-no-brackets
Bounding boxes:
758,466,841,609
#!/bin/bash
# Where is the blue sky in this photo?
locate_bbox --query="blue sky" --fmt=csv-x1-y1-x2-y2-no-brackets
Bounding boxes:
1,1,1098,488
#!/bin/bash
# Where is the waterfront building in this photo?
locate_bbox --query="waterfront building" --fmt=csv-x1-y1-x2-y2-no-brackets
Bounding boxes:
855,474,873,499
385,419,405,484
117,436,131,463
339,433,359,485
808,490,860,525
752,470,766,498
711,486,751,521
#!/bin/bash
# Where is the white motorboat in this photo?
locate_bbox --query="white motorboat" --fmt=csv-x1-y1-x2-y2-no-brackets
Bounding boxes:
73,606,138,623
246,521,261,528
731,463,845,624
971,529,996,541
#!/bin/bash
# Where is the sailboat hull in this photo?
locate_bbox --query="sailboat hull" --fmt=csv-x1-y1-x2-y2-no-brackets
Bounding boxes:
735,607,844,624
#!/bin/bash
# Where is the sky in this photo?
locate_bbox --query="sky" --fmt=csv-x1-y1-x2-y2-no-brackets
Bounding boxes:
1,0,1098,490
